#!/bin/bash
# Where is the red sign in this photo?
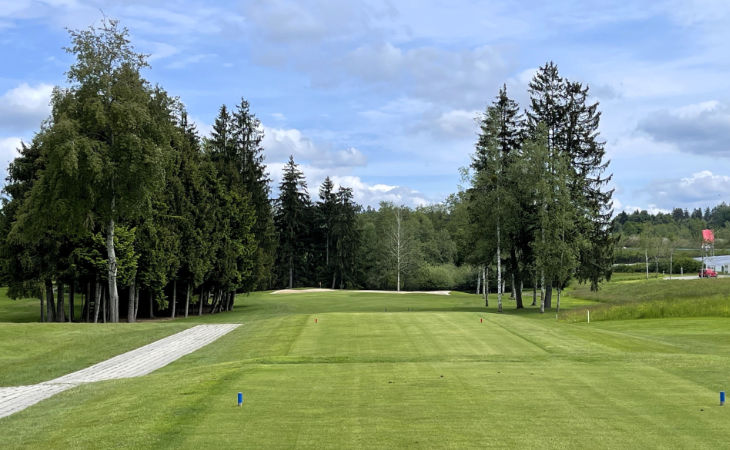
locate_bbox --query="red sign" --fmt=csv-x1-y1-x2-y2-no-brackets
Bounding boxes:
702,229,714,243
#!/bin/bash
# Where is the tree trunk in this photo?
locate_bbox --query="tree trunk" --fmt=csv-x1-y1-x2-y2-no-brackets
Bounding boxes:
69,279,75,322
544,284,553,310
106,214,119,323
56,281,65,322
84,281,91,323
39,289,45,323
45,278,56,322
483,266,488,307
102,287,107,323
476,268,481,295
496,223,502,313
645,249,649,280
539,271,545,313
134,285,140,321
127,280,136,323
511,247,523,309
289,257,293,289
184,282,190,318
511,273,515,299
198,288,204,316
171,279,177,319
557,287,561,313
331,272,336,290
149,291,155,319
93,280,102,323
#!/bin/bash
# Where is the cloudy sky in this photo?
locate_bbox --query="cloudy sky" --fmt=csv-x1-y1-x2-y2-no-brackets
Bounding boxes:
1,0,729,212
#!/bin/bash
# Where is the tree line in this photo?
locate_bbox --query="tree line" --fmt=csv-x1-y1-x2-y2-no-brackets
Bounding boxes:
0,20,278,322
0,21,624,322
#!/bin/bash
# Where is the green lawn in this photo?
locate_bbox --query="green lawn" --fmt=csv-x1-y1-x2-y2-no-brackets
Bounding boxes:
1,288,729,448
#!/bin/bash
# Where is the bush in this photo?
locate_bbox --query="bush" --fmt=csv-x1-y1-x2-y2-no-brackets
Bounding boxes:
406,264,477,291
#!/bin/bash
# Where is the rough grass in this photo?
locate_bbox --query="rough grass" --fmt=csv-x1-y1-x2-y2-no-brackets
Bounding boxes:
1,288,730,448
562,277,730,322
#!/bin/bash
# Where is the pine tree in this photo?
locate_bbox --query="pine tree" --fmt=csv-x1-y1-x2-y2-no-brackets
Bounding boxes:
317,177,338,287
526,62,615,296
332,186,360,289
470,85,523,312
275,156,311,288
231,98,276,291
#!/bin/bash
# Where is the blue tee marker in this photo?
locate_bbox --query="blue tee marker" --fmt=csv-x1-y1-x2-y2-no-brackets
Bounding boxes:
721,391,725,406
238,392,243,407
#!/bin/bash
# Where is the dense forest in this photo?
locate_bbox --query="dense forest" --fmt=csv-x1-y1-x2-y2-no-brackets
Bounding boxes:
0,20,725,323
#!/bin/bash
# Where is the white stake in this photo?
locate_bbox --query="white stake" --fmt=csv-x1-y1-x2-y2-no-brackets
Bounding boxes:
587,310,590,324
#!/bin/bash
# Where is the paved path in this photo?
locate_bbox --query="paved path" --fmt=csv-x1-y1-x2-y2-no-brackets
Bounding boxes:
0,324,240,419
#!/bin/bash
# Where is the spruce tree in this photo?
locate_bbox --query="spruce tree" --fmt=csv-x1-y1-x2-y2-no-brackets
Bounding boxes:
275,156,311,288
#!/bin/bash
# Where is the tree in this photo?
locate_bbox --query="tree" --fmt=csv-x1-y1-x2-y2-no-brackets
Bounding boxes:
231,98,277,291
470,85,523,312
520,126,579,313
387,205,419,291
317,177,338,287
526,61,614,296
331,186,360,289
11,19,170,322
275,156,311,288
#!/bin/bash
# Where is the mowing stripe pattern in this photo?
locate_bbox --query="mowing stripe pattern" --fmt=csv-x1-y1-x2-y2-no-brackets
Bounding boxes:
0,324,240,419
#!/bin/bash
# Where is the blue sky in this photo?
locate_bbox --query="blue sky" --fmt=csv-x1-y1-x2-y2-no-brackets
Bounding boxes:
1,0,729,212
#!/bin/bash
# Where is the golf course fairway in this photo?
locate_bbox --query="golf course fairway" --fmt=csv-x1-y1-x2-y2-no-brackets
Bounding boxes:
1,289,729,448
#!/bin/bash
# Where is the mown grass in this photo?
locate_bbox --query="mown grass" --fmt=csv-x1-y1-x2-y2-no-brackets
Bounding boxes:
562,277,730,322
1,288,730,448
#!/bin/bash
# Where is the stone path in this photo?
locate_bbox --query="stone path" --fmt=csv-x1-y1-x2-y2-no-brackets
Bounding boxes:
0,324,240,419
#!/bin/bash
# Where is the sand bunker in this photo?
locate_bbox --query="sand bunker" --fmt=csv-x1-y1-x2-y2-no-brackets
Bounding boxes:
271,288,450,295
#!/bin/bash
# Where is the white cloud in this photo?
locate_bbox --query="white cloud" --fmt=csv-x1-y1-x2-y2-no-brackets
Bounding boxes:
646,170,730,209
435,109,479,137
330,175,429,208
342,42,509,108
188,115,213,138
262,125,367,168
0,136,22,174
0,83,53,132
266,161,430,208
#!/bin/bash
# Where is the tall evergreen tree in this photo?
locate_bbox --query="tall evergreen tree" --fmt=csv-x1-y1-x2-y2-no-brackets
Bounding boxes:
470,85,523,312
317,177,338,287
275,156,311,288
231,98,276,291
526,61,614,296
331,186,360,289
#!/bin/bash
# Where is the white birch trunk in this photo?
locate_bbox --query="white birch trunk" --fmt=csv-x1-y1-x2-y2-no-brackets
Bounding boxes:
476,268,481,295
483,265,488,307
127,279,135,323
540,270,545,314
171,279,177,318
184,283,190,318
106,212,119,323
557,288,561,313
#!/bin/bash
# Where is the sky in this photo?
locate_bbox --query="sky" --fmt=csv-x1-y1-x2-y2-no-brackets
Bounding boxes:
1,0,729,213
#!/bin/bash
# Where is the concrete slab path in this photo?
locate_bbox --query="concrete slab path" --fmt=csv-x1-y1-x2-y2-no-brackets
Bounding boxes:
0,324,240,419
